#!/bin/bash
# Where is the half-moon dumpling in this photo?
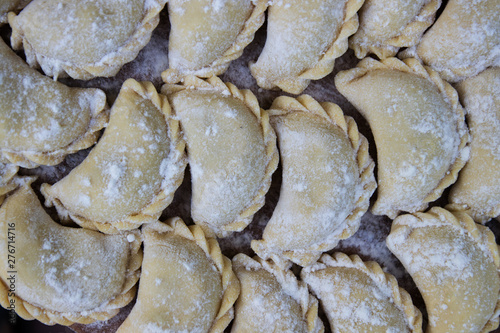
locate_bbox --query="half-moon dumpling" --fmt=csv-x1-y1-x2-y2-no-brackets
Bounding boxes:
9,0,168,80
231,254,324,333
117,218,240,333
0,0,30,24
41,79,187,234
409,0,500,82
335,57,470,218
0,38,108,168
251,95,376,267
162,0,267,83
448,67,500,223
162,76,279,237
0,178,142,326
301,253,423,332
386,207,500,333
349,0,440,59
249,0,362,94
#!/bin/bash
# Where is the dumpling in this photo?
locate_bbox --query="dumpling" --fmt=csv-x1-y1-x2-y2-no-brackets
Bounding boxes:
0,0,30,24
0,177,142,326
162,76,279,237
162,0,267,83
335,57,469,218
117,218,240,333
0,163,18,204
349,0,440,59
408,0,500,82
301,253,423,332
448,67,500,223
231,253,324,333
9,0,168,80
251,95,376,267
249,0,363,94
386,206,500,333
0,38,108,168
41,79,187,234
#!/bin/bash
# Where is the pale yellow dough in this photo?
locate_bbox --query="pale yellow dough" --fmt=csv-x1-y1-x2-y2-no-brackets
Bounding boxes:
162,76,278,237
117,218,240,333
251,95,376,267
231,254,324,333
0,38,107,168
301,253,422,332
9,0,167,80
0,163,18,205
41,79,186,234
449,67,500,223
250,0,362,94
163,0,267,82
335,57,469,218
0,178,142,326
411,0,500,82
0,0,30,23
350,0,439,59
386,207,500,333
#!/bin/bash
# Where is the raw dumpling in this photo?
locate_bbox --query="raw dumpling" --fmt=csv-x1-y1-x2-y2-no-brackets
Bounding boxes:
335,57,469,218
251,95,376,267
162,76,279,237
41,79,186,234
349,0,440,59
9,0,168,80
301,253,423,332
117,218,240,333
250,0,363,94
163,0,267,83
386,206,500,333
0,0,30,23
0,163,18,204
231,254,324,333
448,67,500,223
0,178,142,326
409,0,500,82
0,38,108,168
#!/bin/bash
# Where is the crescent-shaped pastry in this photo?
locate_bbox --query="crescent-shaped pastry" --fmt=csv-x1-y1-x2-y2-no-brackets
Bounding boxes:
448,67,500,223
349,0,440,59
0,163,18,205
301,253,423,332
41,79,186,234
335,57,470,218
231,254,324,333
386,207,500,333
161,76,279,237
9,0,168,80
251,95,376,267
0,38,107,168
162,0,267,83
117,218,240,333
0,178,142,326
408,0,500,82
249,0,362,94
0,0,30,24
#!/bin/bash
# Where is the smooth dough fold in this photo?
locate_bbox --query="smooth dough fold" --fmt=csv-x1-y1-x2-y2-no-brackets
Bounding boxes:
41,79,187,233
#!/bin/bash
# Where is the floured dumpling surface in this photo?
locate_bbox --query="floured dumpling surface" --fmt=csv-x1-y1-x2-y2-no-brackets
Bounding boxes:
449,67,500,223
335,57,469,218
0,0,30,23
301,253,422,332
250,0,362,94
252,95,376,267
163,76,278,237
412,0,500,82
0,38,107,168
0,163,18,204
349,0,439,59
0,178,142,326
9,0,167,79
164,0,266,81
41,79,186,233
231,254,323,333
117,218,239,333
387,207,500,333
